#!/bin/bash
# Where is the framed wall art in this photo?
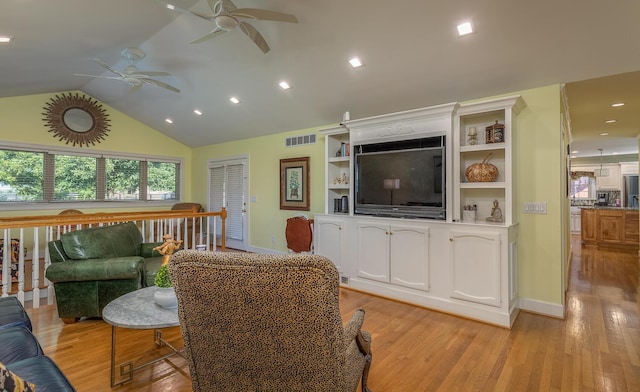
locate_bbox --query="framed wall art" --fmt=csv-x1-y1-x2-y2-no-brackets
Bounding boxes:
280,157,310,211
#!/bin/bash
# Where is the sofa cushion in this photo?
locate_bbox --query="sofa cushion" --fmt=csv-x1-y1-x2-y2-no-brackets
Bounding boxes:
6,356,75,392
0,297,32,331
0,361,35,392
0,326,43,365
45,257,144,283
61,222,142,260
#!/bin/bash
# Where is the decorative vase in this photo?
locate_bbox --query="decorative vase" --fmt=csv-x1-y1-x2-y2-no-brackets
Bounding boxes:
153,287,177,309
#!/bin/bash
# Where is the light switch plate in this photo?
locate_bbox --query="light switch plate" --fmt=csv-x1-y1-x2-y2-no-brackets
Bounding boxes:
523,202,547,214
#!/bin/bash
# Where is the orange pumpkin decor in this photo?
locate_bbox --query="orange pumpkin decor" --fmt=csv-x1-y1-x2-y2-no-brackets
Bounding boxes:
465,153,499,182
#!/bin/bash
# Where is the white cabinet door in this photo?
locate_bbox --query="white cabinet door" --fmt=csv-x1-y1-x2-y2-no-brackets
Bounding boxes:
315,217,344,271
356,223,390,283
450,230,501,307
596,164,621,190
390,225,430,291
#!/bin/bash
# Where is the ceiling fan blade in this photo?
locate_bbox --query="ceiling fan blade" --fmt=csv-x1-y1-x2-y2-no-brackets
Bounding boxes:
190,28,226,44
73,74,123,81
217,0,237,13
133,71,171,77
142,78,181,93
232,8,298,23
239,21,270,53
191,9,215,21
94,59,125,77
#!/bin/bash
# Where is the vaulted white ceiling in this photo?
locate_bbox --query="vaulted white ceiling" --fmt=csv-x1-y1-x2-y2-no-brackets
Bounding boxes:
2,0,639,157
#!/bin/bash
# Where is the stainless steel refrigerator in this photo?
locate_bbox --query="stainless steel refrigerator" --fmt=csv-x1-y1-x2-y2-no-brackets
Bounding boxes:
623,175,639,208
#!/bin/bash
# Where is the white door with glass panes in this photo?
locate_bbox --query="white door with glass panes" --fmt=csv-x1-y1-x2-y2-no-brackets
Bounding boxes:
208,156,248,251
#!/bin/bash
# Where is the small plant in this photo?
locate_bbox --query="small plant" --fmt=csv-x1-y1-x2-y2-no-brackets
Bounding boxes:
154,265,172,288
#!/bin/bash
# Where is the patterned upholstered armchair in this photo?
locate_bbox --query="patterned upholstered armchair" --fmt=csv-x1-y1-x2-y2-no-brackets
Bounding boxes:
169,251,372,392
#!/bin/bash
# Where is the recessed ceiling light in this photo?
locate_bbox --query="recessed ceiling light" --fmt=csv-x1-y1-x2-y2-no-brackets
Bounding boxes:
600,132,609,136
165,118,174,124
457,22,474,36
348,57,363,68
0,36,13,43
229,97,240,104
278,81,290,90
193,109,202,116
611,102,625,107
571,150,579,154
165,3,175,10
604,119,616,123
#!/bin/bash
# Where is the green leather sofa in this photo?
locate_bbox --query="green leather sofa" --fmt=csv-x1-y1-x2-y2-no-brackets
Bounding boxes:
45,222,164,324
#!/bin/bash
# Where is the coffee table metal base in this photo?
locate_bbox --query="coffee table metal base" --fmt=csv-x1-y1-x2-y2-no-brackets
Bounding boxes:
102,287,186,388
110,326,185,387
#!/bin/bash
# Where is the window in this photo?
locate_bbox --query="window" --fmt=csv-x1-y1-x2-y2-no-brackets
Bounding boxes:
54,154,97,200
0,146,180,204
0,150,44,201
570,175,596,199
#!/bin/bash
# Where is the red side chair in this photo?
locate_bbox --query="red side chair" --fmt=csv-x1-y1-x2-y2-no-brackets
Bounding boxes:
285,216,314,253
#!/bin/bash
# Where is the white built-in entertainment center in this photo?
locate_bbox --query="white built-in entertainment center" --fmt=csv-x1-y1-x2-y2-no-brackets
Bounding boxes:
315,96,526,327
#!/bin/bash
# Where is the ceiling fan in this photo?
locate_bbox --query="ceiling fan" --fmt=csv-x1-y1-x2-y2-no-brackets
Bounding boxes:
186,0,298,53
74,47,180,93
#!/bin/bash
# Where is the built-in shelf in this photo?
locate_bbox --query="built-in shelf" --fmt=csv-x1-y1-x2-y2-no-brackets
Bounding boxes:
460,143,506,153
460,182,506,189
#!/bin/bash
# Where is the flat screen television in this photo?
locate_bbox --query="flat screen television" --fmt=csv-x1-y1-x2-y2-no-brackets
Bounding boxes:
354,135,445,220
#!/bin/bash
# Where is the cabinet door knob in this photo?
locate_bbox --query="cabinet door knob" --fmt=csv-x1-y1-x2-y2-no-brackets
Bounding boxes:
449,238,453,242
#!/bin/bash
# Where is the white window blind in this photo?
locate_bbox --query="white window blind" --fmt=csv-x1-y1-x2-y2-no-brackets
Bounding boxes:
225,163,244,241
208,163,245,242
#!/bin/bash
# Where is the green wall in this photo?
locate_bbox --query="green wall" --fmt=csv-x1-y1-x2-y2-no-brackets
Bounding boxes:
0,91,194,206
0,86,565,309
191,127,327,252
513,85,564,305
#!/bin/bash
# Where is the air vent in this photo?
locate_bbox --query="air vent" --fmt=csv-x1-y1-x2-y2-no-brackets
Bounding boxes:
340,276,349,285
285,134,316,147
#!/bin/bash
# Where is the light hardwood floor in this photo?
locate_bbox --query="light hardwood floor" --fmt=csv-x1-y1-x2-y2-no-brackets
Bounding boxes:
23,237,640,391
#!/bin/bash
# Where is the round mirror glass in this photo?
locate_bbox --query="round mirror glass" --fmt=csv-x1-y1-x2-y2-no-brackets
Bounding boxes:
63,108,94,133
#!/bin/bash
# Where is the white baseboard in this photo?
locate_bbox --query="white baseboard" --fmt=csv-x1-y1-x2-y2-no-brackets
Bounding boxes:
518,297,565,318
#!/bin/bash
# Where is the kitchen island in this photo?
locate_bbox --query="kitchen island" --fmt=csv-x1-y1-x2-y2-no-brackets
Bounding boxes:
581,207,639,252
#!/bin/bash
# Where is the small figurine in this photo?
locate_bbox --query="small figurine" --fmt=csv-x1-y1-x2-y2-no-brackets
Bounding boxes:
153,234,183,266
485,199,504,223
467,126,478,145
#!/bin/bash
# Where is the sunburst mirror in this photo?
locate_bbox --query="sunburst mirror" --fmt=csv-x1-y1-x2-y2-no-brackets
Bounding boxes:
42,93,110,147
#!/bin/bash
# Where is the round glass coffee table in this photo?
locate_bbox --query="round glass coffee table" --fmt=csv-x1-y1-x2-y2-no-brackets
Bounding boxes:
102,286,184,387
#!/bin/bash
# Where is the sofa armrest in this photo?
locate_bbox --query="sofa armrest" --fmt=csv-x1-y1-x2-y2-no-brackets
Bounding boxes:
343,309,365,345
140,242,163,258
48,240,68,263
45,256,144,283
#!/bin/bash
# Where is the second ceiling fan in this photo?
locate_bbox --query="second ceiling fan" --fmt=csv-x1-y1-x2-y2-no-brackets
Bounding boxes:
186,0,298,53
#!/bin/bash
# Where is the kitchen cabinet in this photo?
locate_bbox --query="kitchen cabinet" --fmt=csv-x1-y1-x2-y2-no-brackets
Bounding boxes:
581,209,597,242
598,210,624,244
596,164,621,190
581,208,638,251
624,211,639,245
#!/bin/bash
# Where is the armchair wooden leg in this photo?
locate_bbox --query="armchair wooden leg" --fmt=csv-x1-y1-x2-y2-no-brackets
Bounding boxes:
61,317,79,324
361,352,372,392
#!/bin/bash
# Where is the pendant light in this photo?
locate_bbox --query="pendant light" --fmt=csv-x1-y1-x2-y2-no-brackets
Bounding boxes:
594,148,609,177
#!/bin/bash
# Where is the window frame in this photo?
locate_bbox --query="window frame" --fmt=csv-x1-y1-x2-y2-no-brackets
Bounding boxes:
0,141,184,211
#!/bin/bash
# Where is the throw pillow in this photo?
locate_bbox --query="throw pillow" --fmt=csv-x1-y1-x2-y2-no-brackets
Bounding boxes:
0,362,35,392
